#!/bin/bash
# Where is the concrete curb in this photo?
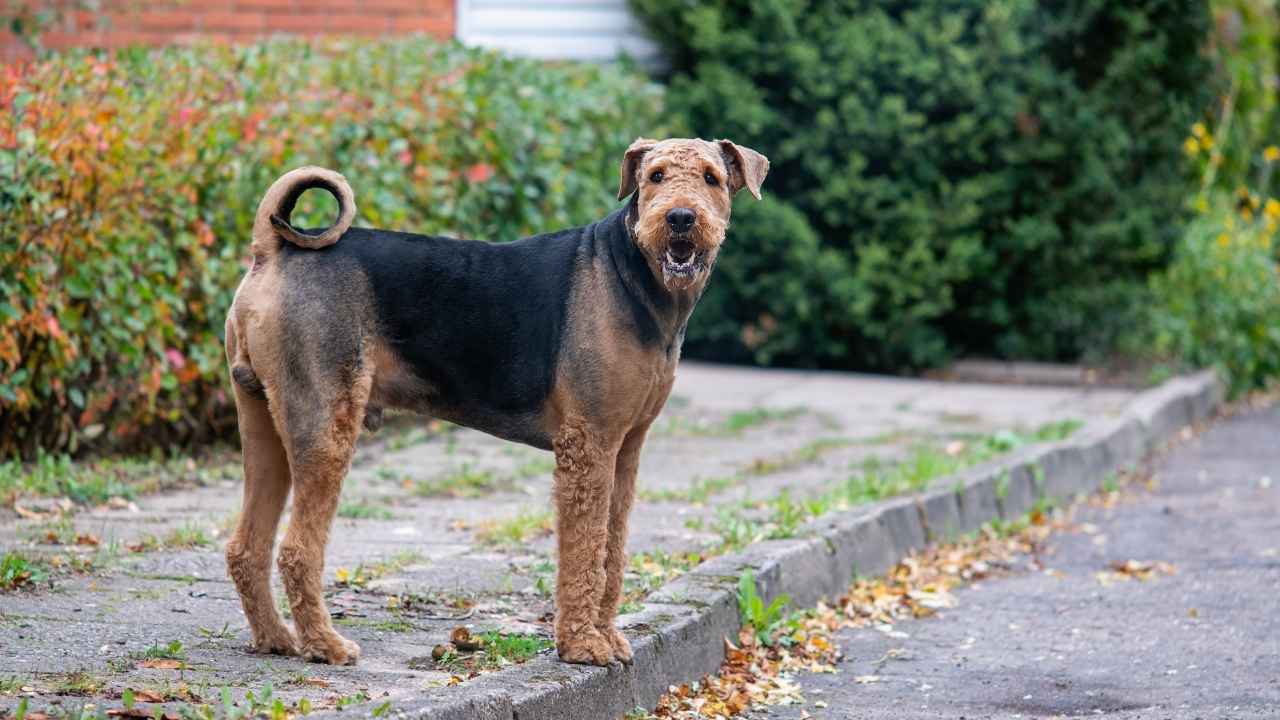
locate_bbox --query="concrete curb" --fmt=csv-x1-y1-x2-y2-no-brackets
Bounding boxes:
347,370,1223,720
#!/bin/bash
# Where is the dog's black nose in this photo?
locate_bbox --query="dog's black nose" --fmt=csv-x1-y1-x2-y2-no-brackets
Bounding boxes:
666,207,696,234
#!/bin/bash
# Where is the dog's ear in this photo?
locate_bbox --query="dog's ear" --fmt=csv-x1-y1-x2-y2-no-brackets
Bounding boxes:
717,140,769,200
618,137,657,200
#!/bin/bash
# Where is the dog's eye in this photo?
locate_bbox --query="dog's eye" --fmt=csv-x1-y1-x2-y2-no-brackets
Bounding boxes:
704,171,719,187
650,170,664,183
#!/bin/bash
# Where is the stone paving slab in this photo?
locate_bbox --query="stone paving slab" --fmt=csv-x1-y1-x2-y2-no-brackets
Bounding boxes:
0,362,1136,715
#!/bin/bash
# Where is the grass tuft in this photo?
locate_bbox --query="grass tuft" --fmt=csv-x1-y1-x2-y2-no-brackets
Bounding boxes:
413,464,509,498
0,551,46,591
475,510,553,546
436,632,553,673
337,501,394,520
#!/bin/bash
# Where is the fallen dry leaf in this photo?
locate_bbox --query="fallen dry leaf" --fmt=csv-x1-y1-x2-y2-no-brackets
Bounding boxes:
108,710,178,720
451,626,481,651
432,643,455,660
138,659,183,670
1097,559,1177,585
13,504,49,520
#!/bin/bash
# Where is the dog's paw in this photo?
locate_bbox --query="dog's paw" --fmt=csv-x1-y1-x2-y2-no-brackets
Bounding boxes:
248,626,300,657
300,632,361,665
598,625,633,665
556,627,615,666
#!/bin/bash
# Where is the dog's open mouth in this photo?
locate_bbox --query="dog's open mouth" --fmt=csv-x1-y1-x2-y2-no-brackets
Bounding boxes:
662,237,702,283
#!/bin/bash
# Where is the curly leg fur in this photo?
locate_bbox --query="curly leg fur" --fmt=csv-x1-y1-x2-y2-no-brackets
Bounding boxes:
552,420,619,666
593,425,648,664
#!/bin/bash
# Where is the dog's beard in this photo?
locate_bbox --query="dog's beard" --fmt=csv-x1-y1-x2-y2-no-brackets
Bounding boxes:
635,211,725,292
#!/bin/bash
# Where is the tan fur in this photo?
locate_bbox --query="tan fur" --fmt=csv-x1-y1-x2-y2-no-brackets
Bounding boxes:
621,138,767,293
225,139,767,667
545,239,681,664
273,365,370,665
223,317,299,657
594,422,653,662
226,254,372,664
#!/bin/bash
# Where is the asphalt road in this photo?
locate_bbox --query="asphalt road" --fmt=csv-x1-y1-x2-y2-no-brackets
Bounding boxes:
757,403,1280,719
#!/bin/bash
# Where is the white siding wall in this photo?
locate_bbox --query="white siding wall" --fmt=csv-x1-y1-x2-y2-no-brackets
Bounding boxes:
456,0,661,64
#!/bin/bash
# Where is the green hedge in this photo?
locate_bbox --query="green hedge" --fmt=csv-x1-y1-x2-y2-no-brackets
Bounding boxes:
631,0,1212,370
0,38,665,459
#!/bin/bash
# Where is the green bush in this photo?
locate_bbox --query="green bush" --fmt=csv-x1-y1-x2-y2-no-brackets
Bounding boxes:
1146,198,1280,396
0,38,664,459
631,0,1211,369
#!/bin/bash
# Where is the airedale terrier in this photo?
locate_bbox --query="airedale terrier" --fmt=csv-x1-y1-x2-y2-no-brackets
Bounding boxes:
223,138,768,666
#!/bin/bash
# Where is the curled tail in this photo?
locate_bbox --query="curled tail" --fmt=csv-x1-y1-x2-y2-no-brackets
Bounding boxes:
250,166,356,261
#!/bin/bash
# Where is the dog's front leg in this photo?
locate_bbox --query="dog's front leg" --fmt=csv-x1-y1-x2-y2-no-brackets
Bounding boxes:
594,423,649,664
551,421,619,666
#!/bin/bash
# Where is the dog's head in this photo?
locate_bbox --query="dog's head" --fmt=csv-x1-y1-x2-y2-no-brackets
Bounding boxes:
618,137,769,292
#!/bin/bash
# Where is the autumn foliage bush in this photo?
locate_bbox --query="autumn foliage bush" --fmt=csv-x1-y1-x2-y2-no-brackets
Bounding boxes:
0,38,664,459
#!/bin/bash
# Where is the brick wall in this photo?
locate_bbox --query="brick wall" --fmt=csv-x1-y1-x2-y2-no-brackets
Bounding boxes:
1,1,455,63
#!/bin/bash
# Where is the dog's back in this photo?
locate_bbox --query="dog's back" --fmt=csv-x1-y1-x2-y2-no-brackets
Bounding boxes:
292,225,584,446
229,169,597,449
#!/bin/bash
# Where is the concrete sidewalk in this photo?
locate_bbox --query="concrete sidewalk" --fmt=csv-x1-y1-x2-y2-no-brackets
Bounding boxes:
757,401,1280,719
0,362,1137,715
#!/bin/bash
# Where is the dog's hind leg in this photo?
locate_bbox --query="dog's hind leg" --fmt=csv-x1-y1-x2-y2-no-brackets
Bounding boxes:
226,382,298,655
275,372,371,666
225,323,298,655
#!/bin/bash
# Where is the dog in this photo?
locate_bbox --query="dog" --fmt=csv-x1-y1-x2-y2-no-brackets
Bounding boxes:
222,137,768,666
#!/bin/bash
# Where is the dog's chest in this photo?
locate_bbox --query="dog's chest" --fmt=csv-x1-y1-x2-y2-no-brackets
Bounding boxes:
630,353,679,427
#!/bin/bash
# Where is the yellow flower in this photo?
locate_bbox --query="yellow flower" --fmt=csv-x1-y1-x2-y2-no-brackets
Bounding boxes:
335,567,351,584
1201,134,1214,150
1217,232,1231,247
1266,198,1280,219
1265,145,1280,162
1183,137,1199,157
1192,122,1207,138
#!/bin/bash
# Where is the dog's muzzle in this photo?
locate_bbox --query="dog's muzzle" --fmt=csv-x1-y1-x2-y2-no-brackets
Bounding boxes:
662,235,703,284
